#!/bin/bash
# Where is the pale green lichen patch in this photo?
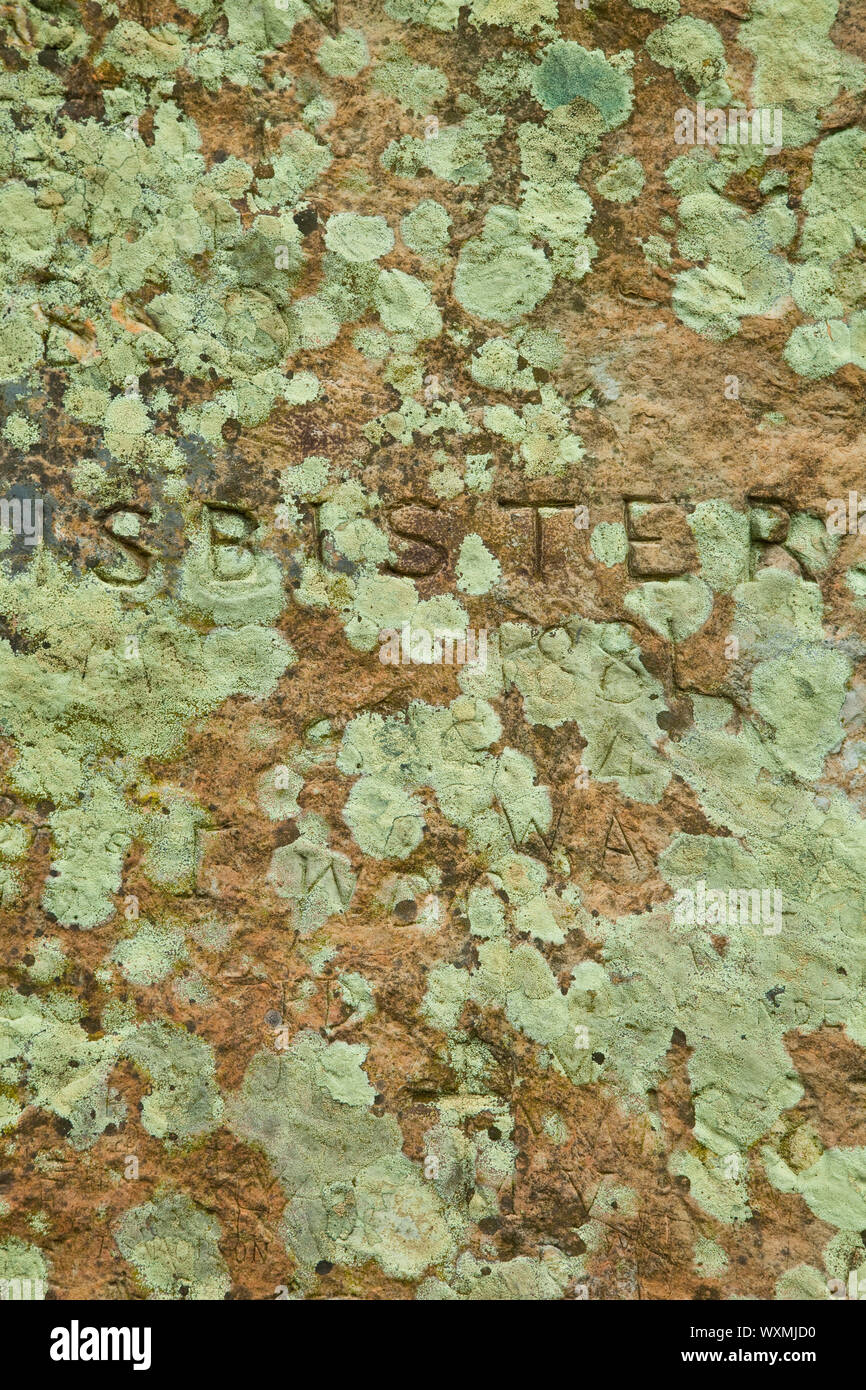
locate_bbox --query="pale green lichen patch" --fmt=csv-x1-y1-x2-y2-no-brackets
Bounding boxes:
764,1147,866,1230
595,155,645,204
590,521,628,567
317,29,370,79
228,1034,453,1281
0,820,30,907
111,920,188,987
0,988,223,1148
501,618,670,801
336,694,560,867
624,576,714,642
0,547,293,927
337,972,377,1023
641,233,672,267
483,387,584,477
382,107,504,186
783,128,866,376
672,191,796,340
257,763,304,821
343,776,426,860
24,937,67,985
324,213,395,263
401,200,451,264
0,989,126,1148
694,1236,729,1277
455,208,553,324
418,1247,582,1298
739,0,865,150
688,500,750,594
646,18,731,105
125,1022,224,1142
115,1192,230,1300
373,45,448,115
783,512,839,574
0,1236,48,1295
455,533,501,595
2,413,39,449
733,569,851,779
267,818,357,930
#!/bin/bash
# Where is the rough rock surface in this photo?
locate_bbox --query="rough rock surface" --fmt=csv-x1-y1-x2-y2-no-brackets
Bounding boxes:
1,0,866,1302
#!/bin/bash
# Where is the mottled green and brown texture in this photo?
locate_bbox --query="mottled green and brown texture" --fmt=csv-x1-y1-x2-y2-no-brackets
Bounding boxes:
1,0,866,1303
